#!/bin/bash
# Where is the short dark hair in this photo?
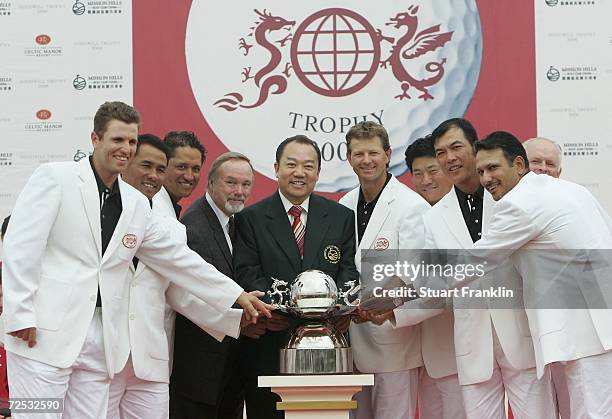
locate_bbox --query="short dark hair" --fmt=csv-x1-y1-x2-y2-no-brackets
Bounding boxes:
163,131,206,163
475,131,530,170
1,215,9,241
275,135,321,170
345,121,390,153
404,135,435,172
431,118,478,147
137,134,170,161
93,101,140,138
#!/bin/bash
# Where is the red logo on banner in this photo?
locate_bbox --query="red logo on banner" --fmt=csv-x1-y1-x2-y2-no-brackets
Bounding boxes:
35,34,52,45
36,109,52,120
214,6,453,111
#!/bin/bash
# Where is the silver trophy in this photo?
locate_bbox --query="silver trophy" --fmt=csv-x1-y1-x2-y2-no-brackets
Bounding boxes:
267,270,360,375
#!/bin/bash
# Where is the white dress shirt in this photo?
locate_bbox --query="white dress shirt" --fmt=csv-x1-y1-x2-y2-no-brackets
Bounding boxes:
205,193,233,253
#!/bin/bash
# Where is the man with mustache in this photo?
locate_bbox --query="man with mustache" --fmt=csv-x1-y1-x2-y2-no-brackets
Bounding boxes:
171,152,257,419
108,136,248,419
524,136,569,419
474,131,612,418
419,119,554,418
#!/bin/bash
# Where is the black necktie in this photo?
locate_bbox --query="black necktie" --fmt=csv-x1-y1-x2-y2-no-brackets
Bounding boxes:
228,216,236,244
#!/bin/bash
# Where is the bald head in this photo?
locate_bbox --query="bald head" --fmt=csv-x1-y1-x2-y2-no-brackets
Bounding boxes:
524,137,562,178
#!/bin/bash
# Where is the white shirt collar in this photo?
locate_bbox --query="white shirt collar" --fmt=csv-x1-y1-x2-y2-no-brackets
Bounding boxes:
278,190,310,214
205,192,231,231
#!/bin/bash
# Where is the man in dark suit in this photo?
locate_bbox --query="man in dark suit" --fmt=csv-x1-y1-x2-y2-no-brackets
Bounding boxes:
234,135,360,419
170,152,263,419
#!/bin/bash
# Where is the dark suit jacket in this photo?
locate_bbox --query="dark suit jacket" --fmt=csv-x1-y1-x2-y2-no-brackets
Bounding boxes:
233,192,359,377
170,196,240,405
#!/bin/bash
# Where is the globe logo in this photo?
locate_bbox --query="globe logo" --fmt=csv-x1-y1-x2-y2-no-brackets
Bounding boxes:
72,1,86,15
73,75,86,90
290,8,381,97
547,66,560,82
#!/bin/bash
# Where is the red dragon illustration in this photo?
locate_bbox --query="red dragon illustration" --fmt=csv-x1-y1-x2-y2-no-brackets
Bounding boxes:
214,9,294,111
378,5,453,101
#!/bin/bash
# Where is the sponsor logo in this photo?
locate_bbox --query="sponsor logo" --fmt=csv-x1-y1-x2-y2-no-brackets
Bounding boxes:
73,74,124,90
36,34,51,45
374,238,390,250
36,109,52,120
72,0,86,15
546,65,597,82
122,233,137,249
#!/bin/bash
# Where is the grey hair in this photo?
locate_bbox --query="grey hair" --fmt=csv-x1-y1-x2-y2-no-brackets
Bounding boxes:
524,137,562,164
207,152,254,186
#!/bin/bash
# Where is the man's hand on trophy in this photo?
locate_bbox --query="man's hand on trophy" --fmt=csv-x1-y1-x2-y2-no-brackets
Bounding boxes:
241,318,268,339
357,309,395,325
236,290,275,324
331,315,351,333
266,312,290,331
359,276,416,315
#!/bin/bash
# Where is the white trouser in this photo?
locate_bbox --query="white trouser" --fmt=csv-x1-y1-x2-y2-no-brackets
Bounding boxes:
418,368,466,419
107,356,169,419
352,369,418,419
565,349,612,419
461,330,556,419
551,362,570,419
7,309,110,419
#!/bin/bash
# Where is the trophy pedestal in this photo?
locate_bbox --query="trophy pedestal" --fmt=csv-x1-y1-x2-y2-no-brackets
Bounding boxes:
258,374,374,419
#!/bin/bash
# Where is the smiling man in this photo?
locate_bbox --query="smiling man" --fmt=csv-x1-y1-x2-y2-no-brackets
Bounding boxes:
162,131,206,217
233,135,359,419
420,119,555,419
171,152,256,419
474,131,612,418
2,102,271,419
339,121,430,419
404,135,453,206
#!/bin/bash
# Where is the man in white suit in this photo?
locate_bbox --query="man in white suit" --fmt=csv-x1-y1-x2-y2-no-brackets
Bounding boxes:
411,119,555,418
474,131,612,418
403,135,465,419
524,136,570,419
339,121,429,419
1,102,271,419
107,134,245,418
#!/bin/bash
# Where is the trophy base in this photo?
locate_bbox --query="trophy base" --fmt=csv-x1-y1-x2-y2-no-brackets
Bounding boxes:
280,347,353,375
280,321,353,375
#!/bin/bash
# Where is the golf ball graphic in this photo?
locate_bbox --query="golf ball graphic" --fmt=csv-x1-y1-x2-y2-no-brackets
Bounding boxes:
186,1,482,191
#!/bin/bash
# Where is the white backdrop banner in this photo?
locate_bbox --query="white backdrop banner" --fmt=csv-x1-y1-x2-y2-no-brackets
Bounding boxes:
0,0,133,247
535,0,612,210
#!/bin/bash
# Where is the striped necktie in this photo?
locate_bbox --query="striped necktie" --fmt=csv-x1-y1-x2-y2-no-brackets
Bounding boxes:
288,205,305,257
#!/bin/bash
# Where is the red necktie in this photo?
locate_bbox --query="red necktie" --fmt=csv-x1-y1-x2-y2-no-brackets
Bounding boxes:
288,205,305,257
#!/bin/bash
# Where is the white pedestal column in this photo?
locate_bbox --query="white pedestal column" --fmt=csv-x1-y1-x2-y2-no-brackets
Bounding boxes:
258,374,374,419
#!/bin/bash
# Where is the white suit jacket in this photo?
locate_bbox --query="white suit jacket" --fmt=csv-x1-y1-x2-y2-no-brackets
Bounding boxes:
475,172,612,377
118,187,242,383
340,175,429,373
417,188,536,385
1,159,243,377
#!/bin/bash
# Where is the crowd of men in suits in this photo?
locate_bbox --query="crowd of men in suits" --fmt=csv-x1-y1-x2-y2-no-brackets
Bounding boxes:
1,100,612,419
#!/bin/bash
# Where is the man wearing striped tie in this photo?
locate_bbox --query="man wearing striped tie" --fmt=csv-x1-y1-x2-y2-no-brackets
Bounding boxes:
233,135,360,419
